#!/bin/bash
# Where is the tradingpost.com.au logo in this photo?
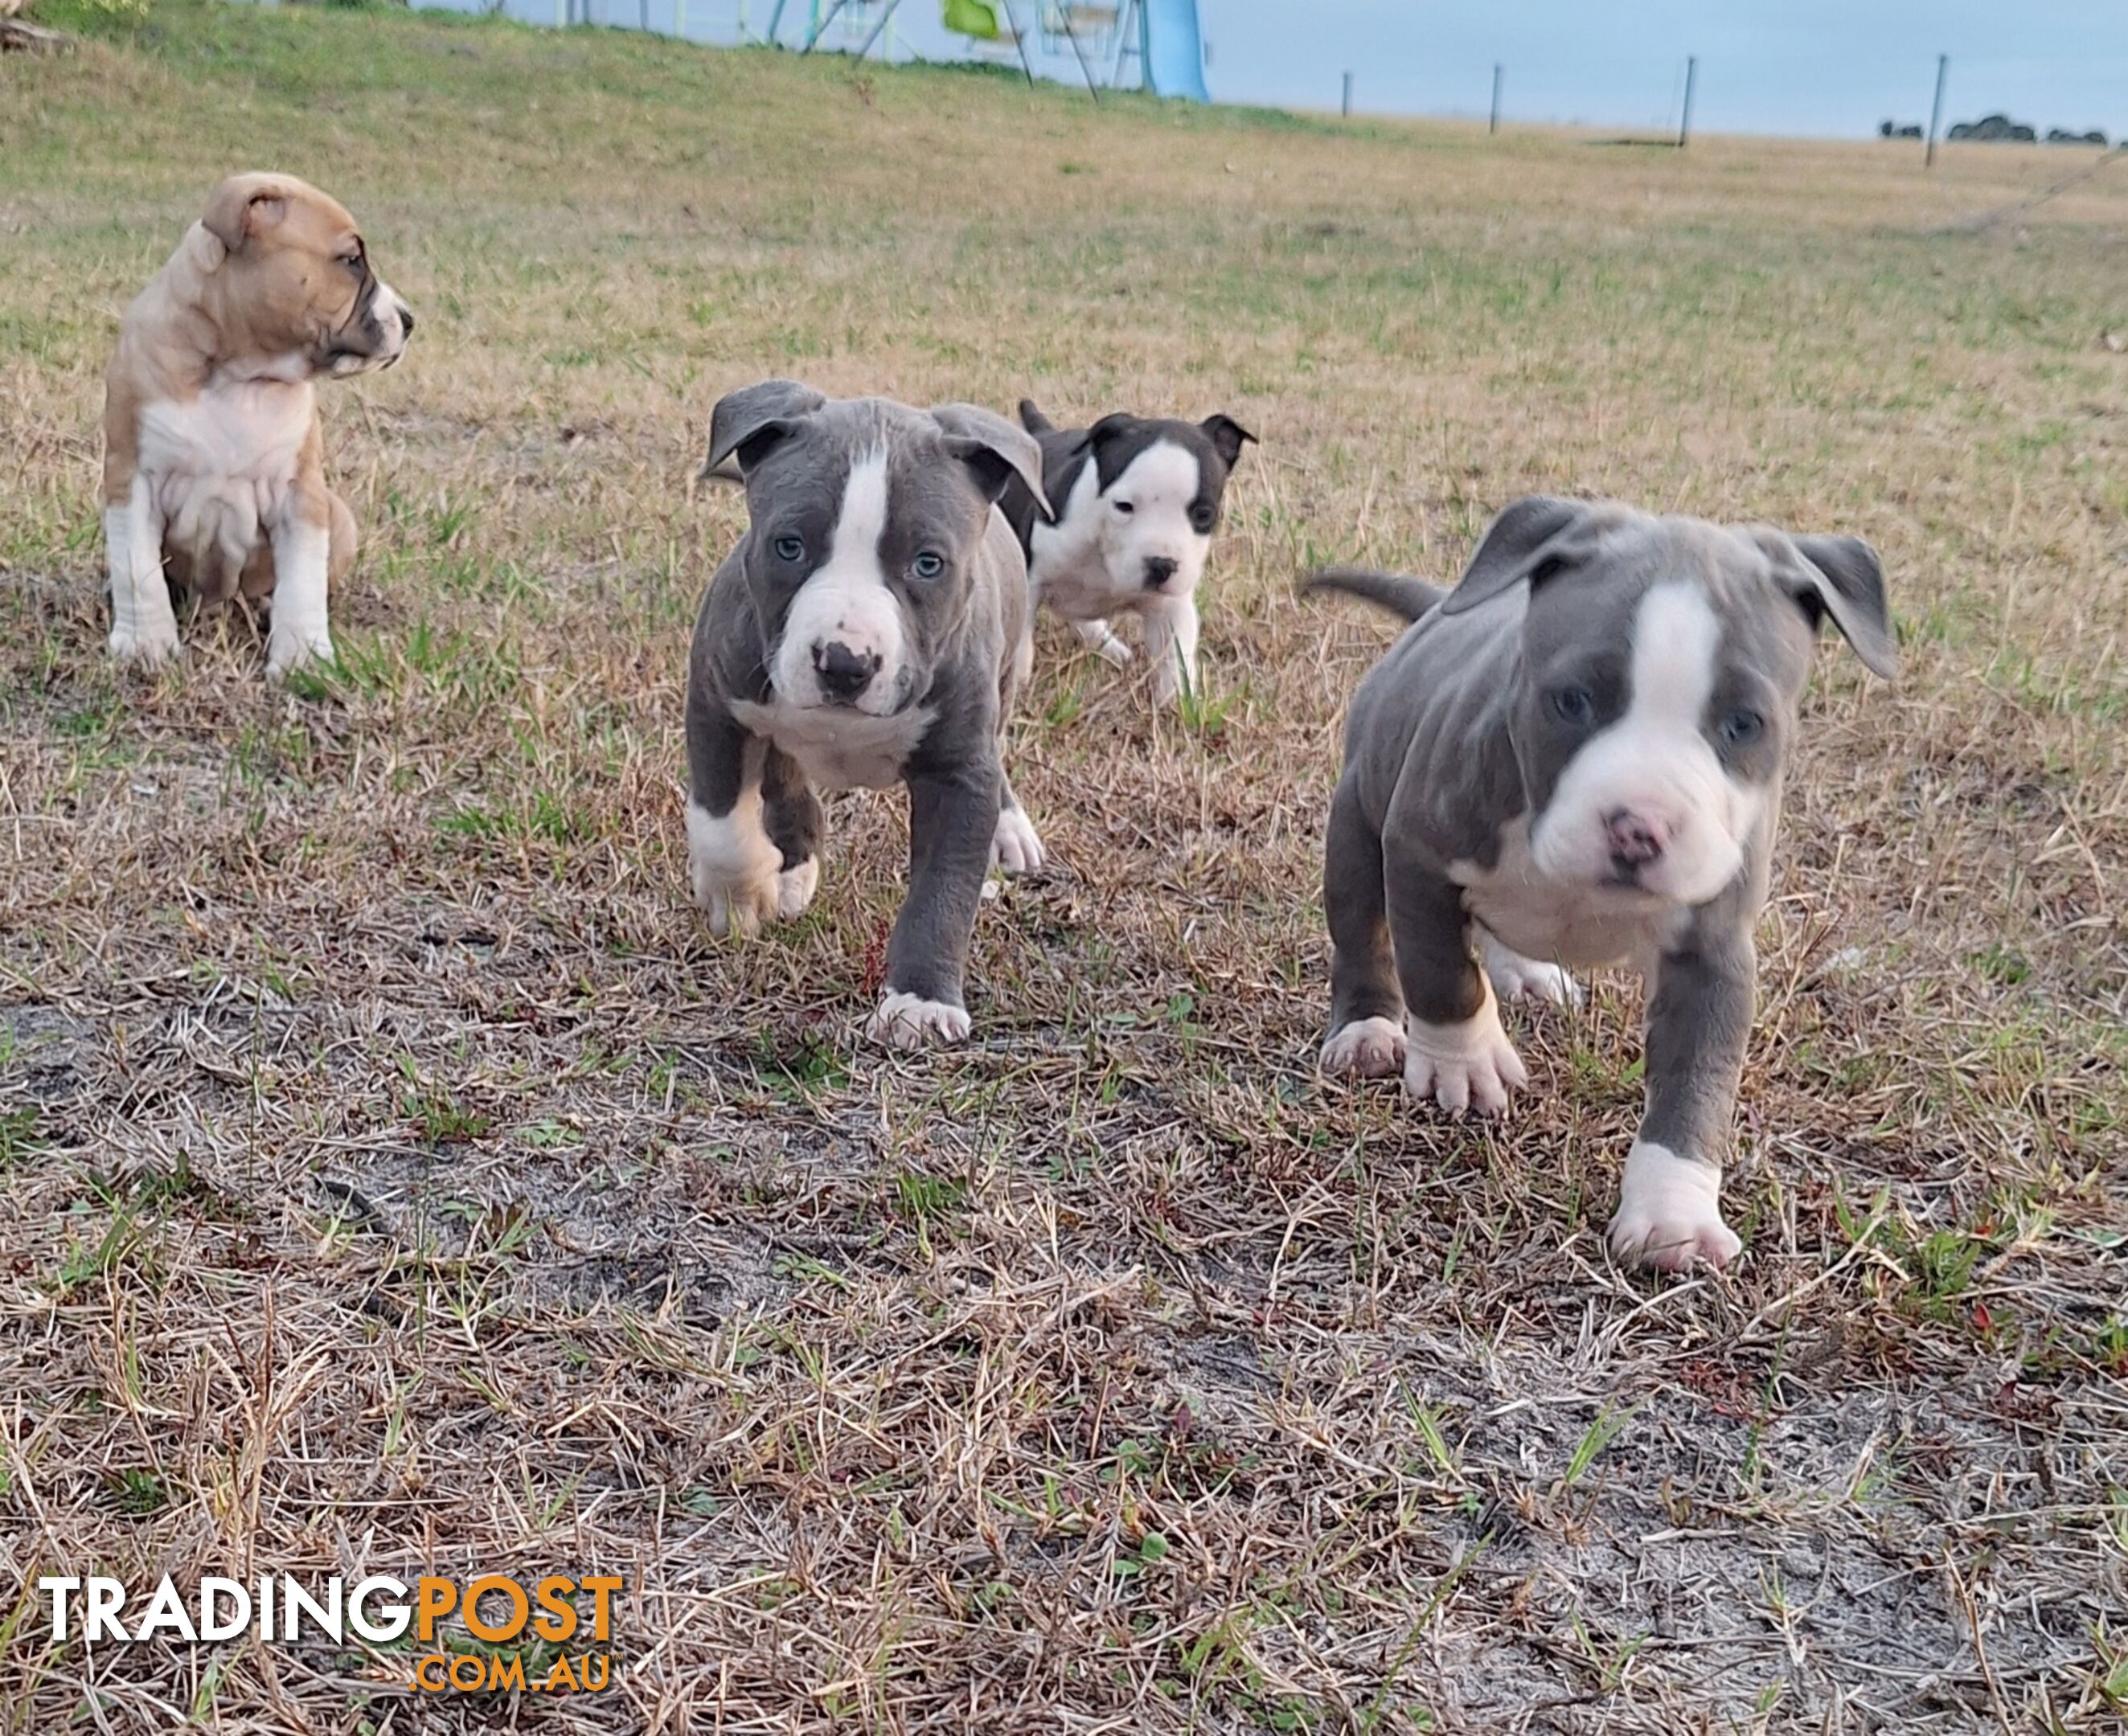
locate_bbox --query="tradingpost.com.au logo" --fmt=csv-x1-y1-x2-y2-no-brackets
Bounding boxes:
39,1573,626,1695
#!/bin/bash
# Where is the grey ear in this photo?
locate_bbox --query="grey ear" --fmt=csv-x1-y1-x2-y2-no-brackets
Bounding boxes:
931,403,1052,522
1437,495,1607,616
703,379,826,480
1199,414,1256,469
1767,532,1897,678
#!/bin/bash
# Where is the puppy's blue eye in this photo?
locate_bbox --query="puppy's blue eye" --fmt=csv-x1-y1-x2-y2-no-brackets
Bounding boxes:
773,534,805,563
1548,685,1595,726
1719,708,1764,747
1113,499,1135,515
911,551,945,581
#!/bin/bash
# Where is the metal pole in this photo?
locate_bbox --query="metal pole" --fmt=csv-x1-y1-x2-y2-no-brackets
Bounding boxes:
1060,8,1104,103
1109,0,1137,87
1677,54,1696,148
1490,62,1502,134
639,0,648,29
801,0,849,51
1341,72,1351,117
996,0,1036,87
765,0,788,43
855,0,902,59
1925,53,1949,167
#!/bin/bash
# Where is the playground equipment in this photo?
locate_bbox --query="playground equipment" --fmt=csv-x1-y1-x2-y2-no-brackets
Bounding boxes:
1111,0,1206,101
787,0,1206,103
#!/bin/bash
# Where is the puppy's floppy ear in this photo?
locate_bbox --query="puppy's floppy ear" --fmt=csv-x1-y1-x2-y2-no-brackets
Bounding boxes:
1758,530,1897,678
932,403,1052,522
1438,495,1609,617
1017,399,1056,436
1199,414,1257,469
703,379,826,481
202,173,295,254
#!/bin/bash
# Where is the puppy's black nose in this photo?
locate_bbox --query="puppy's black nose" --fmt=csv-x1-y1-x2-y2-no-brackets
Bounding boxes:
399,305,416,337
1143,556,1179,590
814,640,880,702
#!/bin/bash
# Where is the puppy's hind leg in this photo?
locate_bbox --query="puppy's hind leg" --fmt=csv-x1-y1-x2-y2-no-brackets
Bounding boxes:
1319,776,1405,1079
1073,616,1134,667
326,489,358,590
761,745,824,919
1479,928,1582,1007
991,772,1043,874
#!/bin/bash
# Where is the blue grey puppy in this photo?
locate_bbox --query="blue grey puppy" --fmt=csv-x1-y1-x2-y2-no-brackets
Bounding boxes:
685,382,1052,1049
1307,497,1894,1271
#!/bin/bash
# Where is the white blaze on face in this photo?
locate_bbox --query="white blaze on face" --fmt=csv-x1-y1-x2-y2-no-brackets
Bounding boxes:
1101,440,1210,598
1530,581,1760,906
772,447,907,715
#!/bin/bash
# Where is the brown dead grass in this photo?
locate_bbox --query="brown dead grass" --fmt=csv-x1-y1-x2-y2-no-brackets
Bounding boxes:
2,4,2126,1730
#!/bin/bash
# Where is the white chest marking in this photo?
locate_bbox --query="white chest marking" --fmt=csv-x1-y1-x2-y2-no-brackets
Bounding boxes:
1454,817,1688,974
136,375,318,575
731,697,935,792
139,375,315,487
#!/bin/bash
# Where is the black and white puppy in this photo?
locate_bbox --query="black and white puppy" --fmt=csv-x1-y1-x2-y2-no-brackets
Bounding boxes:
998,401,1254,706
685,382,1052,1049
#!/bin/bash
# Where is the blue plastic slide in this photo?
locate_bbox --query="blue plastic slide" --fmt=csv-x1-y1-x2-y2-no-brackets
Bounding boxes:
1140,0,1209,101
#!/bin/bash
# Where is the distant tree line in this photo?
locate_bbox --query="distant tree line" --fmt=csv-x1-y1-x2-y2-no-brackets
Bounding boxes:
1882,113,2109,145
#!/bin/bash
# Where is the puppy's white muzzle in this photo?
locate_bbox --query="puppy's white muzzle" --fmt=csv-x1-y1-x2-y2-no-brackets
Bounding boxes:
1531,726,1753,907
773,570,908,715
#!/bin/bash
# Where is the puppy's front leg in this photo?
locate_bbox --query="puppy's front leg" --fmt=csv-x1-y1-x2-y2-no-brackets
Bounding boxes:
867,760,999,1049
1143,594,1201,706
264,498,336,682
1388,864,1527,1116
683,686,781,940
105,477,180,669
1606,938,1753,1272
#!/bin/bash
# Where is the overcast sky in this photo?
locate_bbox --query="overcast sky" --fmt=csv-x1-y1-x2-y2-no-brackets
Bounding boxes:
438,0,2128,141
1199,1,2128,139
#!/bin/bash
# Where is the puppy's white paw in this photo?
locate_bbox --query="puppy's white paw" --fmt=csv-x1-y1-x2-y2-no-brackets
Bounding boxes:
687,798,783,940
109,617,182,671
1076,620,1134,666
1480,931,1583,1007
1607,1142,1741,1272
776,856,819,919
265,628,334,683
1321,1015,1405,1079
866,991,971,1050
1402,981,1527,1116
1150,658,1198,707
992,807,1044,874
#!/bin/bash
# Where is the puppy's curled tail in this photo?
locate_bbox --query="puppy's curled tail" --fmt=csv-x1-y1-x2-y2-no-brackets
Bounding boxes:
1301,567,1450,624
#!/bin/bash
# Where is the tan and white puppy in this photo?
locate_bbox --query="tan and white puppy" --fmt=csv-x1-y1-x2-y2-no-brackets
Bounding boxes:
101,172,414,679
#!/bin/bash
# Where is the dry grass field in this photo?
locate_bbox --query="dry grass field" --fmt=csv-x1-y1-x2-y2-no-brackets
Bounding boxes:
4,2,2127,1729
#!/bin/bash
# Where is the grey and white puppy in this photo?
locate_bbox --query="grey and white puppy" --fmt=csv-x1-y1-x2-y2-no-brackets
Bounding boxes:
999,401,1254,706
1307,497,1894,1271
685,382,1052,1050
